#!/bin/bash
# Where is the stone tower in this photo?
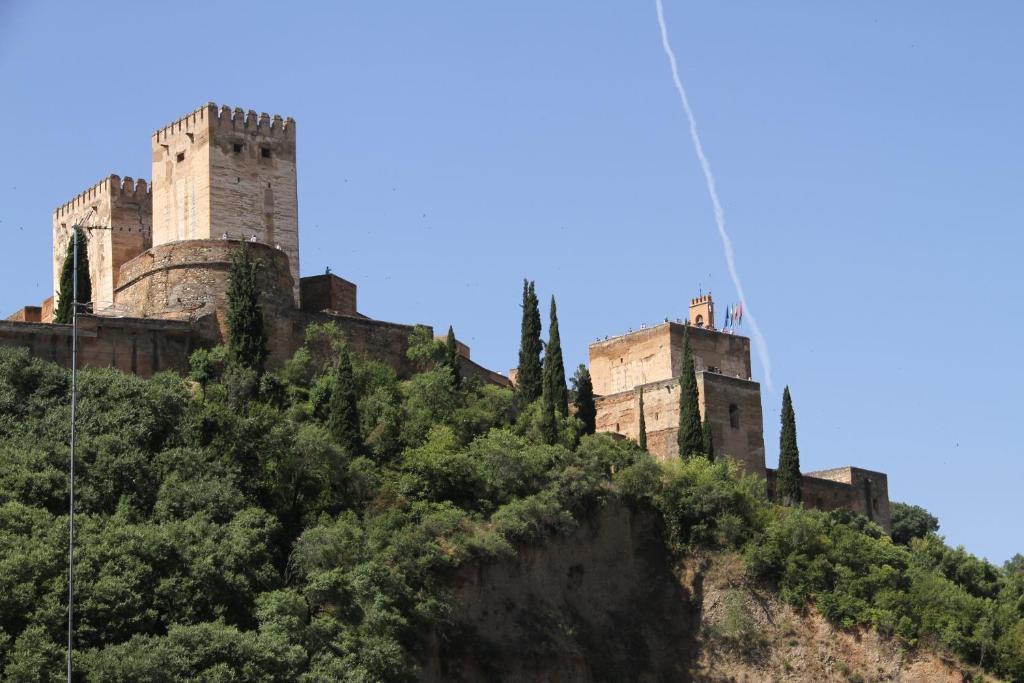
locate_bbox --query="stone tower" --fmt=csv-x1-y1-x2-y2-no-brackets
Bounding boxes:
689,294,714,329
52,175,153,314
151,103,300,303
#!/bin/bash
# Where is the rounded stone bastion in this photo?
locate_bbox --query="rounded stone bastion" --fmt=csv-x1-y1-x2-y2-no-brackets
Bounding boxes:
113,239,295,349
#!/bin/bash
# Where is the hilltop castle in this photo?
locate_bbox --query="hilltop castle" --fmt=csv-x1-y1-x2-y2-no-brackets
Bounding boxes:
2,102,889,530
588,296,891,531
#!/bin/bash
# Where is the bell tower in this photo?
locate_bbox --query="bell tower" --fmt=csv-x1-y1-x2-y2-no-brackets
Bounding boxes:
689,293,715,329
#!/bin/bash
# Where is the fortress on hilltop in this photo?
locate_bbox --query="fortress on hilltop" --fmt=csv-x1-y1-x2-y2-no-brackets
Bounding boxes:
588,295,890,531
2,102,889,530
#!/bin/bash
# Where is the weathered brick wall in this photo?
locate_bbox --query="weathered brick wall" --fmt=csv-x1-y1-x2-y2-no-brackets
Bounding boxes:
7,307,42,323
151,103,300,304
595,372,765,475
52,175,152,314
589,322,752,396
698,372,766,475
300,274,357,316
115,239,296,366
0,316,194,378
766,468,892,533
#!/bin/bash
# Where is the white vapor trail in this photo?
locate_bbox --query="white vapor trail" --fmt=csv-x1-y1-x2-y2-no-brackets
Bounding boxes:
654,0,774,392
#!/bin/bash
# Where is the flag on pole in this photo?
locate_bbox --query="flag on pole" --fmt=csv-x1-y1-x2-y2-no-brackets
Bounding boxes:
724,304,732,328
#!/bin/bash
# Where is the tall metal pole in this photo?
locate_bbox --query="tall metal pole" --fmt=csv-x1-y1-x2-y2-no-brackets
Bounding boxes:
67,227,78,683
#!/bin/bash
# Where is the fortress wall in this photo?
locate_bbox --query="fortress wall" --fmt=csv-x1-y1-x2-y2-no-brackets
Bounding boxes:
300,274,357,316
0,317,194,378
115,239,296,366
697,372,766,475
595,372,764,475
589,323,752,396
53,175,152,314
294,311,421,378
668,324,752,382
766,468,892,533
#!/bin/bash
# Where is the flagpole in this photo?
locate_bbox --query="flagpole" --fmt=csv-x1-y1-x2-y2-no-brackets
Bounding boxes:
67,225,79,683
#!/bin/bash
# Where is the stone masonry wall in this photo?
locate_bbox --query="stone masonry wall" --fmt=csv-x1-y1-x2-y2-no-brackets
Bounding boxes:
589,322,752,397
52,175,152,314
594,372,765,475
766,468,892,533
0,316,194,378
300,274,358,316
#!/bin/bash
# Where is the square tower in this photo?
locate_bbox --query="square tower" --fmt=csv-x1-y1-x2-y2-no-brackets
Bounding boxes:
53,175,152,316
151,103,300,303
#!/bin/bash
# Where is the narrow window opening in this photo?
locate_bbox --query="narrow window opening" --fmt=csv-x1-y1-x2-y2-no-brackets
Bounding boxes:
729,404,740,429
233,143,243,153
175,152,185,162
261,147,271,158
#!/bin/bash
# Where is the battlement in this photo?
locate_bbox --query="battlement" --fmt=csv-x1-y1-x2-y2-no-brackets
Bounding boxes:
153,102,295,143
54,174,151,220
690,294,713,307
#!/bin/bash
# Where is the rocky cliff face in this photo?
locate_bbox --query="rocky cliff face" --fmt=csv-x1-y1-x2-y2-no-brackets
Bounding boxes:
421,501,984,683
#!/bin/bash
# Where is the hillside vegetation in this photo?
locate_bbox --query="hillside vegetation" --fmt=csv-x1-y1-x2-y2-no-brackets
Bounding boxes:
0,326,1021,681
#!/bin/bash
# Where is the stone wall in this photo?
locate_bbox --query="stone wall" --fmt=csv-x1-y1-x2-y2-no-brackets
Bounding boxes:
766,467,892,533
7,307,42,323
595,372,765,475
52,175,152,314
589,322,752,396
151,103,300,303
115,239,296,366
300,274,358,316
0,316,194,378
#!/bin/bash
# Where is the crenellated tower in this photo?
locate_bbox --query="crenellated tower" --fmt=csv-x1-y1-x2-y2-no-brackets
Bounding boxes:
52,174,153,316
151,103,300,303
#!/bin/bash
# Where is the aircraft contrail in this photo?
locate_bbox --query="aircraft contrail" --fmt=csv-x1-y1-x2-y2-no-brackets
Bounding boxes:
654,0,774,392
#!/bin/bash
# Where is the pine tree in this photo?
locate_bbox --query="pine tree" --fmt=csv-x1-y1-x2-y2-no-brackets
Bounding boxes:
54,228,92,324
702,417,715,461
226,242,268,373
328,348,362,454
637,386,647,451
543,296,568,416
677,328,703,458
516,279,543,405
445,325,461,388
572,365,596,435
777,385,802,505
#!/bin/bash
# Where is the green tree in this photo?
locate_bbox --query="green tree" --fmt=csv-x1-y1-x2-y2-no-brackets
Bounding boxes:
543,296,568,416
328,348,361,454
54,227,92,324
445,325,462,388
539,381,558,446
226,242,268,373
890,502,940,546
637,387,647,451
776,385,802,505
702,417,714,460
516,279,543,405
572,365,596,435
677,328,703,458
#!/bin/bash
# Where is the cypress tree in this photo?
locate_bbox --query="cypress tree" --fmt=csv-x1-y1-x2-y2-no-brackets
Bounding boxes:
54,227,92,324
572,365,596,435
539,378,558,445
677,328,703,458
516,279,543,405
226,242,268,373
328,348,361,454
777,385,802,505
637,386,647,451
445,325,461,388
543,296,568,416
702,417,715,461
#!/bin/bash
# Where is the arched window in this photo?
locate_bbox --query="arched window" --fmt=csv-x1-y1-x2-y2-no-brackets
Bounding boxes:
729,404,740,429
695,314,704,328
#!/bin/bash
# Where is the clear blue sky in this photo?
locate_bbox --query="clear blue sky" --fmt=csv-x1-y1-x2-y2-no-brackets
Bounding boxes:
1,2,1021,563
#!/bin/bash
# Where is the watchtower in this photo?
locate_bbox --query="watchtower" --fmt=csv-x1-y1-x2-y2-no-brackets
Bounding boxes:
689,294,714,329
151,103,300,303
